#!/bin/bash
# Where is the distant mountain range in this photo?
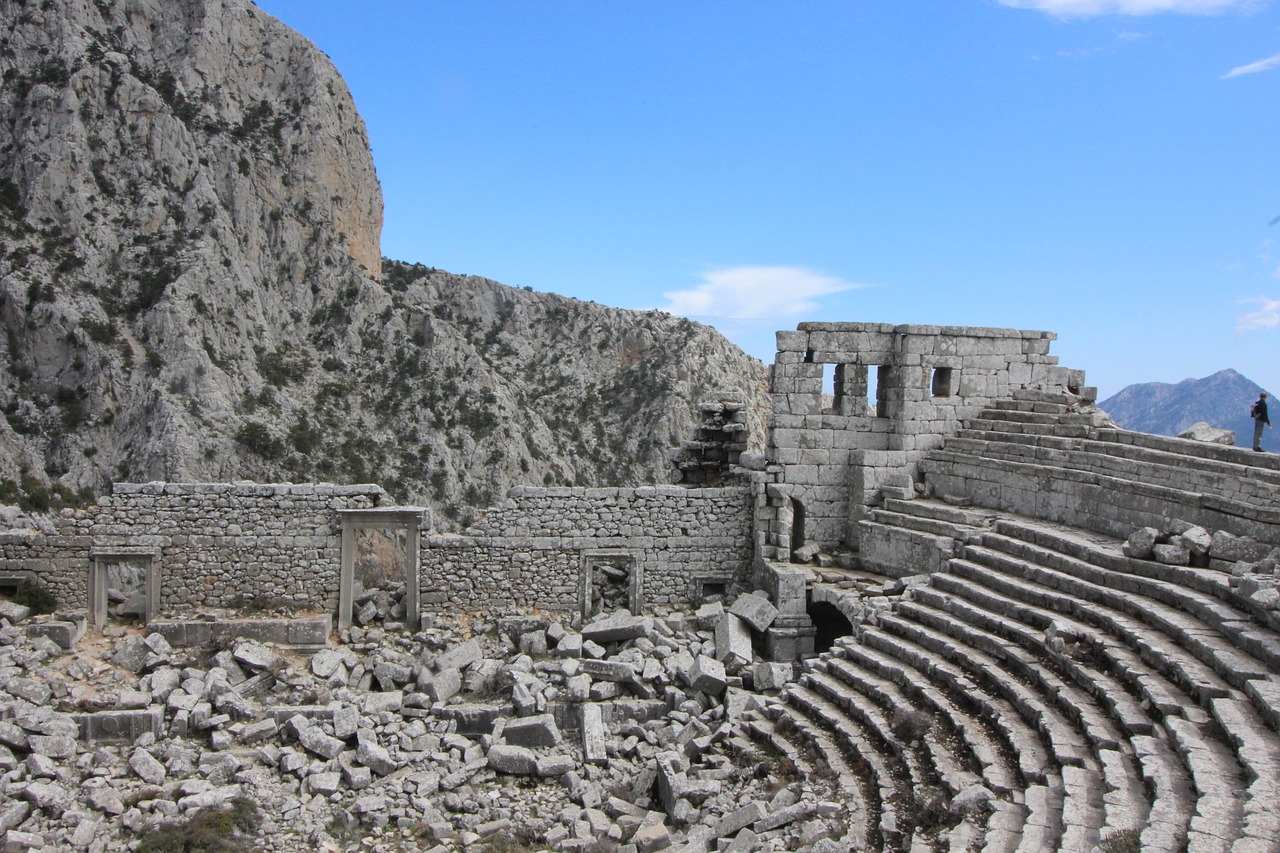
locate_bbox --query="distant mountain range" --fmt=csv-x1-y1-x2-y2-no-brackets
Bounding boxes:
1098,369,1277,453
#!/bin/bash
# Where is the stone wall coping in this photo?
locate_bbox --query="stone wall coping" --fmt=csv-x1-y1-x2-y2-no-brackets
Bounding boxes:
505,484,749,500
789,321,1054,340
90,545,161,559
110,482,388,498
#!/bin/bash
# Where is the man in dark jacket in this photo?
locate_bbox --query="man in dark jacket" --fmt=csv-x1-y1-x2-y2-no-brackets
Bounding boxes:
1253,392,1271,451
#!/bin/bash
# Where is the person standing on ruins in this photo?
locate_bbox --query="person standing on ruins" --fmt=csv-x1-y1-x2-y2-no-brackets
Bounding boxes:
1252,392,1271,451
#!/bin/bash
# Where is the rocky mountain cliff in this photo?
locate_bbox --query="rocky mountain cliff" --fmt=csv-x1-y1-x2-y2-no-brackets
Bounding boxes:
1098,369,1277,453
0,0,768,524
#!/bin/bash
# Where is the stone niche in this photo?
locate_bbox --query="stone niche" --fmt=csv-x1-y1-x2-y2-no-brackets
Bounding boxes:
579,551,641,621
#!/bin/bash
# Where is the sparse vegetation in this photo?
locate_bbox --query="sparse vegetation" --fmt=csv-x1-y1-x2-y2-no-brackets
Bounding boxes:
135,796,262,853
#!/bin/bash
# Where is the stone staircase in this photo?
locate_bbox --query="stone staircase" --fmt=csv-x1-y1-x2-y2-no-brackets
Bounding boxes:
744,390,1280,851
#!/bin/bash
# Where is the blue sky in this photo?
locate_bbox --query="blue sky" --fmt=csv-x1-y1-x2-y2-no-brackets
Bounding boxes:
253,0,1280,399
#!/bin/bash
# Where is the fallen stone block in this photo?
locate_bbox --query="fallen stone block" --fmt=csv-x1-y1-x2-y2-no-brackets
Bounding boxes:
582,612,652,644
26,619,82,650
0,600,31,624
502,714,561,748
2,829,44,851
307,771,342,796
487,744,538,776
294,720,345,760
694,601,724,630
1178,422,1234,445
714,614,753,671
232,640,284,672
128,749,167,785
239,718,279,744
751,662,794,691
714,801,768,839
1122,527,1159,560
1153,543,1190,566
581,659,636,683
356,737,397,776
729,593,779,633
436,639,482,672
536,754,574,777
687,656,727,696
419,667,461,703
581,703,608,765
362,692,403,714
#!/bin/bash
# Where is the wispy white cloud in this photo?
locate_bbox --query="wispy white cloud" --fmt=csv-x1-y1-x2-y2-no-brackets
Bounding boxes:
999,0,1257,16
661,266,863,320
1223,52,1280,78
1238,296,1280,330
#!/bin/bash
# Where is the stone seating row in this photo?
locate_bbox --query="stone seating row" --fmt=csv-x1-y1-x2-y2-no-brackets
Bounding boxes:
778,499,1280,850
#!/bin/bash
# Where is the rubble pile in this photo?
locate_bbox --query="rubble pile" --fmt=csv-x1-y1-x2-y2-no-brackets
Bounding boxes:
0,597,851,852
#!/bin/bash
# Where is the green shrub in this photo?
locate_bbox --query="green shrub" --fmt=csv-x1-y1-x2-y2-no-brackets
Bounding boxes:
234,421,283,459
14,578,56,615
1100,830,1142,853
135,797,261,853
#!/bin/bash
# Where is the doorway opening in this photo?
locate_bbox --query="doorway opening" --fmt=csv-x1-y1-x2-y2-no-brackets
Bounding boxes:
807,600,853,654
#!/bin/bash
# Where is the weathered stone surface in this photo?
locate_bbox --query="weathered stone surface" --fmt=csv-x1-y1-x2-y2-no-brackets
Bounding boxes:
356,737,397,776
1153,543,1191,566
582,613,652,644
1123,527,1159,560
687,656,728,696
581,703,608,765
128,749,167,784
502,714,561,748
729,593,778,633
294,721,345,760
1178,422,1235,445
714,614,753,670
232,641,284,672
487,744,538,776
581,659,636,683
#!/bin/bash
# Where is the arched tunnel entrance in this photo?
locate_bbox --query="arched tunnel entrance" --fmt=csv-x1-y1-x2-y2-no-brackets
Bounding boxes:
807,599,854,655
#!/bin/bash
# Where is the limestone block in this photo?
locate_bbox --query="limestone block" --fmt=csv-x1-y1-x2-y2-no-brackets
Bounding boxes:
729,593,779,633
1152,543,1190,566
581,704,608,765
502,714,561,748
687,656,727,696
436,639,482,671
1122,528,1159,560
128,749,167,785
714,615,752,671
581,659,636,683
582,613,652,644
487,744,538,776
356,737,397,776
1173,527,1212,557
294,721,344,760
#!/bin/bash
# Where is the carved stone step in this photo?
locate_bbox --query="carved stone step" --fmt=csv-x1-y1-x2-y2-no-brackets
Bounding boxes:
783,684,904,848
930,569,1160,738
981,526,1280,674
835,636,1021,795
895,600,1094,769
870,616,1055,785
960,544,1245,703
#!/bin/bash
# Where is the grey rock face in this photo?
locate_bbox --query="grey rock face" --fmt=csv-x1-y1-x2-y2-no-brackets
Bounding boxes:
0,0,770,521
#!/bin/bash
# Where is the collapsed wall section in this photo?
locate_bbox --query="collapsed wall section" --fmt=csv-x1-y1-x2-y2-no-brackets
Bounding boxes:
764,322,1085,557
421,484,754,614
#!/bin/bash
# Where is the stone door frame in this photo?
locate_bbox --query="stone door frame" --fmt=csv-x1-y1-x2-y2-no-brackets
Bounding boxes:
338,508,425,632
578,550,641,621
89,546,160,628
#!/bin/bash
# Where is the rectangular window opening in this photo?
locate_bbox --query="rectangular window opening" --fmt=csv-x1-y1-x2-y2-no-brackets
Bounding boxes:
931,367,953,399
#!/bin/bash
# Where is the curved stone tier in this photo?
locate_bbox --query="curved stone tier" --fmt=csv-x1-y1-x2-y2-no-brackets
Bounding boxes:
763,388,1280,850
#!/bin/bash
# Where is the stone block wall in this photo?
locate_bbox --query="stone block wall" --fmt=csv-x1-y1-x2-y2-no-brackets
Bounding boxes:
763,322,1084,555
420,485,754,613
4,483,387,616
